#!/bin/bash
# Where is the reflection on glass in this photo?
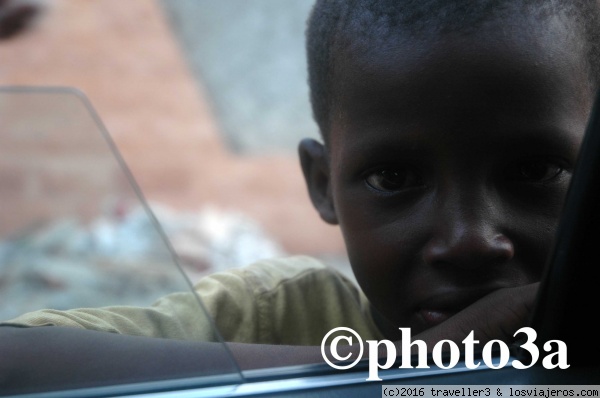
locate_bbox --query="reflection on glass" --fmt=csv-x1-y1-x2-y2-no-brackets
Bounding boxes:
0,87,242,393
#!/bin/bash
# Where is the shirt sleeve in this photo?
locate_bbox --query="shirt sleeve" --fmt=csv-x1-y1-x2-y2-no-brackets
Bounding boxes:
0,256,384,345
0,291,221,341
0,258,271,342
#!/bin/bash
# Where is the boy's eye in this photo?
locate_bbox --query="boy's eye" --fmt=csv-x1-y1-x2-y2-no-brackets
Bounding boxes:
365,168,423,192
509,159,565,183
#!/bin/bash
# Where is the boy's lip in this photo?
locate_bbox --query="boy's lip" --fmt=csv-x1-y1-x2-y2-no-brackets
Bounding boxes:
417,309,456,326
416,287,502,328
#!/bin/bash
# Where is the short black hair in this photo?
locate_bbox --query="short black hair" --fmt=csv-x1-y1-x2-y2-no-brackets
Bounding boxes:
306,0,600,142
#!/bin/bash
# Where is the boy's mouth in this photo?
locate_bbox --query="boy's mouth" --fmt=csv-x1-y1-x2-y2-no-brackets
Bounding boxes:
417,309,456,326
416,288,500,328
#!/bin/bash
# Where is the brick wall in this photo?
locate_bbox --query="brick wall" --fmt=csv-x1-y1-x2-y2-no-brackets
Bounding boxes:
0,90,133,237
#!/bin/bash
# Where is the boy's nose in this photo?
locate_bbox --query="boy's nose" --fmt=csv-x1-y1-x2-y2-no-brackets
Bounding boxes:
422,202,515,270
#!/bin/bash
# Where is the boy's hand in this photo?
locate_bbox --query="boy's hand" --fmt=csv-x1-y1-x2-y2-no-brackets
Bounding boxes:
411,283,539,351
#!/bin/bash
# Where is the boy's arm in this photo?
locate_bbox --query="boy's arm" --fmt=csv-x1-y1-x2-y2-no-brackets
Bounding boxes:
231,283,539,370
0,283,537,393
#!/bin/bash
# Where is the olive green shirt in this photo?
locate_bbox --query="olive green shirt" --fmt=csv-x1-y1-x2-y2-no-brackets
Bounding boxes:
2,256,384,345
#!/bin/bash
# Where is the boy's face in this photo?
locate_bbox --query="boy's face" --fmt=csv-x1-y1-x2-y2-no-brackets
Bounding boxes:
301,15,591,337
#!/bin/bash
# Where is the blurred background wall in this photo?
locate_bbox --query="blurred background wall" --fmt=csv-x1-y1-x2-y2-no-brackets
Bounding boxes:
0,0,350,281
159,0,318,154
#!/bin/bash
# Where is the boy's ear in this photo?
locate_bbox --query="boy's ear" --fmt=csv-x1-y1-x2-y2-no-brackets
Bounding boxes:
298,138,338,225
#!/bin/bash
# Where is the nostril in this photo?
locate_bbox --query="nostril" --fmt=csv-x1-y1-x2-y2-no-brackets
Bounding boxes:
492,234,515,260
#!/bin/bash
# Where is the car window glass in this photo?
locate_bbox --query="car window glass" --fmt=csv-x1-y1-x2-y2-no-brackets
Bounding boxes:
0,87,243,395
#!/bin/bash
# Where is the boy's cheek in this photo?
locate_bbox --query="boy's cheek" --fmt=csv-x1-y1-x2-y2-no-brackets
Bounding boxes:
341,221,424,285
